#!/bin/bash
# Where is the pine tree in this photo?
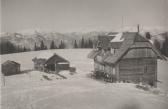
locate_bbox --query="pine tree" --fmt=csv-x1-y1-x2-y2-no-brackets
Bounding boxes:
88,38,93,48
74,40,78,48
161,35,168,57
81,37,85,48
59,40,65,49
23,46,27,52
40,41,45,50
85,40,88,48
50,41,55,49
0,41,17,54
34,43,37,51
146,32,151,40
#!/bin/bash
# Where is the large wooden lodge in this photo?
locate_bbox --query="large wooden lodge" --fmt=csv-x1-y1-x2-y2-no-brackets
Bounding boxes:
88,31,166,86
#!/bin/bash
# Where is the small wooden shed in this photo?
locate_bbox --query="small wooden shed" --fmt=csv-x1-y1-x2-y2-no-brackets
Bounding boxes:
45,53,70,71
32,52,69,72
2,60,20,76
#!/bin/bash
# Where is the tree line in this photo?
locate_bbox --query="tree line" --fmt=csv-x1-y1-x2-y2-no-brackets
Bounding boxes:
2,34,167,57
34,40,67,51
73,37,93,48
34,37,93,51
0,37,94,54
145,32,168,57
153,33,168,57
0,41,30,54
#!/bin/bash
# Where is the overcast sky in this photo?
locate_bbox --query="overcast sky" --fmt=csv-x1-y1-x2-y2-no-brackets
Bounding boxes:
1,0,168,33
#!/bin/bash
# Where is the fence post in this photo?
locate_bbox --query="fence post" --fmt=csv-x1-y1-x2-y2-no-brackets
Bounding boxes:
2,73,5,86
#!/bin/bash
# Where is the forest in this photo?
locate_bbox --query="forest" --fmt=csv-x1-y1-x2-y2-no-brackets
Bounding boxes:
0,37,94,54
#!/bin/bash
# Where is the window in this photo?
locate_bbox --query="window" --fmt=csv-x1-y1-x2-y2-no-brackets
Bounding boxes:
111,48,114,54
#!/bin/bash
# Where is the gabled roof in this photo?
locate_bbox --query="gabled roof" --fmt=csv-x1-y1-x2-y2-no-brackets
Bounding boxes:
2,60,20,66
104,32,166,64
87,50,101,59
104,32,136,64
45,53,69,65
110,42,123,49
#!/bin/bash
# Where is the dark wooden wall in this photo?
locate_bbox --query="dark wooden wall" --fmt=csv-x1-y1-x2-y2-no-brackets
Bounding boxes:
2,64,20,76
118,58,157,86
56,63,70,70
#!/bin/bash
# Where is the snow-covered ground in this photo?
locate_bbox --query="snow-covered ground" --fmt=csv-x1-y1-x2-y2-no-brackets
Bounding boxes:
1,49,168,109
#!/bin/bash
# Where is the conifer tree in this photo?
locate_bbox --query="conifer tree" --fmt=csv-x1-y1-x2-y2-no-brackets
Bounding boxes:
81,37,85,48
74,40,78,48
50,41,55,49
40,41,45,50
161,35,168,57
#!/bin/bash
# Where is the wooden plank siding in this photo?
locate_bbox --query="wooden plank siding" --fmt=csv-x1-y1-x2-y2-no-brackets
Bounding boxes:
118,58,157,86
33,59,46,71
123,48,157,59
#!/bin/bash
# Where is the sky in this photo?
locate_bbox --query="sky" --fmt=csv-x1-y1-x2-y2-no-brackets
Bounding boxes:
1,0,168,33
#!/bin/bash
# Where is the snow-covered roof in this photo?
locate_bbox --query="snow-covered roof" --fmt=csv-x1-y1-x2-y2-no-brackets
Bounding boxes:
110,33,124,42
36,52,54,60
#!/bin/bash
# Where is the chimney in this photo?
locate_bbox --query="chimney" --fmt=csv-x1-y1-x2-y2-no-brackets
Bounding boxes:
137,24,140,33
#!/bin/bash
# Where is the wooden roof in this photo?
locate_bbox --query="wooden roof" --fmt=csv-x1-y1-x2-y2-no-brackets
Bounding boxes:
97,35,115,49
2,60,20,66
45,53,69,65
104,32,166,64
110,42,123,49
87,50,101,59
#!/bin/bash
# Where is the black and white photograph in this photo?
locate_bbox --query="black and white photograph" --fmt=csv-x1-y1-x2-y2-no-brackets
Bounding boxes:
0,0,168,109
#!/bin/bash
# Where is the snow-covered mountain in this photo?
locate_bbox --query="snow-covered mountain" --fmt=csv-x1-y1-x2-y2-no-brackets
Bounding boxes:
1,28,167,50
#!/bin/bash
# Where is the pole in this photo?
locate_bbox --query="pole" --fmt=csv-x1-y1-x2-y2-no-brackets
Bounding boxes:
2,73,5,86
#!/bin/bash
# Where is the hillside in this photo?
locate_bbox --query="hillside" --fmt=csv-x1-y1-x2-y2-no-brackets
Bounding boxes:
1,49,168,109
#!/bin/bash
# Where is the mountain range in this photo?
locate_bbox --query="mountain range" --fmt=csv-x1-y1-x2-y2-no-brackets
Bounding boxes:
0,30,167,50
0,31,108,50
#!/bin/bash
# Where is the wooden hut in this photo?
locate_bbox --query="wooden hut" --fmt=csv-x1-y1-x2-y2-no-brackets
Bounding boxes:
45,53,70,71
88,32,166,86
32,52,53,71
32,52,69,72
2,60,20,76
